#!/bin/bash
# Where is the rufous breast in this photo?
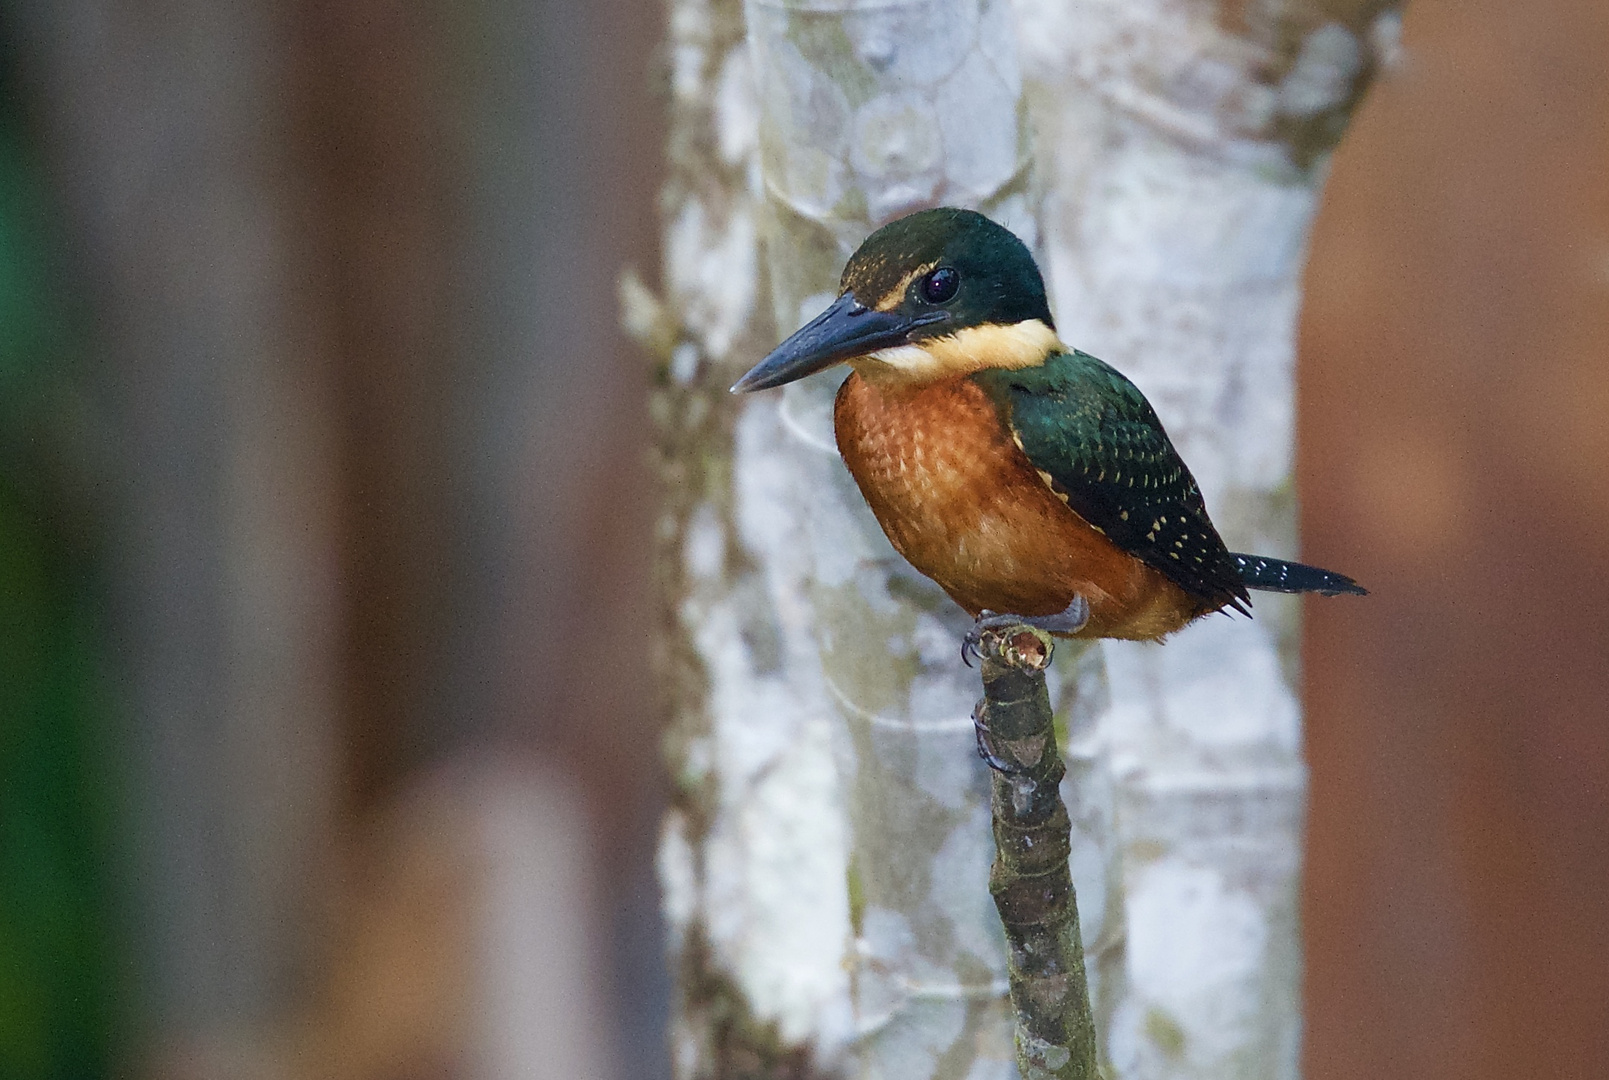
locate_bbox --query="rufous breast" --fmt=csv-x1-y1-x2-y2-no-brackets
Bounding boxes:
832,369,1202,640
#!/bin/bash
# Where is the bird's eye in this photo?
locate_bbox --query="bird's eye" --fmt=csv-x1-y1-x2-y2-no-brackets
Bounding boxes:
920,266,960,304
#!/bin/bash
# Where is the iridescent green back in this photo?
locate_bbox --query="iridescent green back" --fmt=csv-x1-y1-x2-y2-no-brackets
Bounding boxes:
973,350,1250,611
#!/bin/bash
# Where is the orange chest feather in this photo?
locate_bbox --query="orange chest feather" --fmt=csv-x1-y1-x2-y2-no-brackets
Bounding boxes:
832,371,1199,640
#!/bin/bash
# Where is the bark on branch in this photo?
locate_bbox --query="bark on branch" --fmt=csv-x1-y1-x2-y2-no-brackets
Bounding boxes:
975,627,1099,1080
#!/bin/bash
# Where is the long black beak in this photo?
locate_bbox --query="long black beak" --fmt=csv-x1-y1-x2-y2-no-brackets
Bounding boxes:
730,292,949,393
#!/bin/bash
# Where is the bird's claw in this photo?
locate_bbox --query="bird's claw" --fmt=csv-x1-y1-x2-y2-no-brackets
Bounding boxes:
960,618,989,667
961,597,1090,668
972,701,1031,776
960,610,1026,666
965,701,1042,779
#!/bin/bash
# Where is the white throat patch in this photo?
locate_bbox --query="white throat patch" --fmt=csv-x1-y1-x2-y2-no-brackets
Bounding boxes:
863,318,1061,381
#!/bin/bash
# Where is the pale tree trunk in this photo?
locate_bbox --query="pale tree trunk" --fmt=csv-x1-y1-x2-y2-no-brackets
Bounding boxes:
1017,4,1401,1076
639,2,1400,1078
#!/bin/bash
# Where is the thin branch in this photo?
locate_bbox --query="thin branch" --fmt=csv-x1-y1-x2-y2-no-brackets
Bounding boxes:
975,627,1099,1080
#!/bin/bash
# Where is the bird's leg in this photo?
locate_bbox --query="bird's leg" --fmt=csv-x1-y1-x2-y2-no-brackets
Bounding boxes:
961,596,1090,666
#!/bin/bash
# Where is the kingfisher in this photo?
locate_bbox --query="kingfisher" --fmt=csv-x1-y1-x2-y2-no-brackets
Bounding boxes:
732,208,1365,647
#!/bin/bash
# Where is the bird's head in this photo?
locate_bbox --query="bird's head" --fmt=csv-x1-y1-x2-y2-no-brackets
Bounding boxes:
732,208,1059,393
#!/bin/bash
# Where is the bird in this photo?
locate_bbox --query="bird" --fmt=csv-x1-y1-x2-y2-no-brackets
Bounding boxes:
731,207,1364,648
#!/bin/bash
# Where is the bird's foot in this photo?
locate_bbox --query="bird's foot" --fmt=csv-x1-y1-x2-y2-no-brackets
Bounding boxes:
961,596,1090,667
972,700,1030,776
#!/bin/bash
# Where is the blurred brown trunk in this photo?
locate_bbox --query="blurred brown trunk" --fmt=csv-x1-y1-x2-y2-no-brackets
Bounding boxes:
18,0,665,1074
286,0,458,815
13,1,343,1069
1301,3,1609,1079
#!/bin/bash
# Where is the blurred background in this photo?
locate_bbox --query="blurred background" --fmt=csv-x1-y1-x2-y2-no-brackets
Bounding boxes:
0,1,1604,1079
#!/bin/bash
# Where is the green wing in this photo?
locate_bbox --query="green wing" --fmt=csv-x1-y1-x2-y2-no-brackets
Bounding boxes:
973,349,1250,612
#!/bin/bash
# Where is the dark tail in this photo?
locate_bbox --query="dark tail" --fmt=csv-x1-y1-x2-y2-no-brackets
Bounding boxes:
1231,553,1367,596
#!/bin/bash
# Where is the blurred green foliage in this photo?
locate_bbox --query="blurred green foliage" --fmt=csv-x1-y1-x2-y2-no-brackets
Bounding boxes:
0,66,116,1080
